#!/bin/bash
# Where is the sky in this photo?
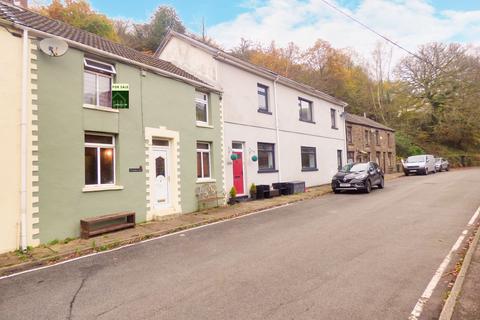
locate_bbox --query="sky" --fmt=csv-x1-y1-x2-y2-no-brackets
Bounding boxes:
37,0,480,63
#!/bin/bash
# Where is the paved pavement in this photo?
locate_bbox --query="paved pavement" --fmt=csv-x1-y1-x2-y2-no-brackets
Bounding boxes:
452,230,480,320
1,169,479,320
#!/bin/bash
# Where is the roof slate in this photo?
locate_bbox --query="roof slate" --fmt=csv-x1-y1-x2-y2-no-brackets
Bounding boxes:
0,2,205,84
345,113,395,132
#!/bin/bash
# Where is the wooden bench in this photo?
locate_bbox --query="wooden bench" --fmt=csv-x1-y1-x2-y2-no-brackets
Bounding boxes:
80,211,135,239
196,183,225,210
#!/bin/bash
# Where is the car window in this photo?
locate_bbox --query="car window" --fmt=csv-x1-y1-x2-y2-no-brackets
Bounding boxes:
348,163,368,172
406,155,426,163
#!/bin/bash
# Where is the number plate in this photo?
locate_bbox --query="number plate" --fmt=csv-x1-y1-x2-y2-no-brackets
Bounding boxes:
409,170,417,172
339,183,351,187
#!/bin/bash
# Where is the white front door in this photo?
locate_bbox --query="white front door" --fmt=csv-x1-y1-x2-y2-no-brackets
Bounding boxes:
151,147,170,210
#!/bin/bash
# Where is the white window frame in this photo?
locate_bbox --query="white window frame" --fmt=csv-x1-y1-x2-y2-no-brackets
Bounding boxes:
84,133,116,187
299,97,314,123
331,108,337,129
195,91,209,126
83,58,115,109
196,142,211,180
84,58,116,74
257,83,269,112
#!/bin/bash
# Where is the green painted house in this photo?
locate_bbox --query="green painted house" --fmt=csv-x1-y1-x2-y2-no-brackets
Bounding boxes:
0,3,224,248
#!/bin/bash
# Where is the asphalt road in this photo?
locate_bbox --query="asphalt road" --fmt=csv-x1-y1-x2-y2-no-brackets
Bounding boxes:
1,169,480,320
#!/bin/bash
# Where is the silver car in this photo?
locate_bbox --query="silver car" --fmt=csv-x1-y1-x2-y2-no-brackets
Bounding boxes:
435,157,450,172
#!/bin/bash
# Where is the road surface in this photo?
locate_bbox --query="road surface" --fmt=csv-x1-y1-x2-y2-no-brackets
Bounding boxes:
1,169,479,320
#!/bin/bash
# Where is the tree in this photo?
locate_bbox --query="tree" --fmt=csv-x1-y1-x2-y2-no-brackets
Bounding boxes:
396,43,480,150
36,0,119,42
117,6,185,53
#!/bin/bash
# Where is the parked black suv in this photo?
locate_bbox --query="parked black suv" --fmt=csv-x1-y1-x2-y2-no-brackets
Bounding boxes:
331,162,384,194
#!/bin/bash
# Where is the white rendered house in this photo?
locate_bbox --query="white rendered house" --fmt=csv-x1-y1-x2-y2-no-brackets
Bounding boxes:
156,31,348,195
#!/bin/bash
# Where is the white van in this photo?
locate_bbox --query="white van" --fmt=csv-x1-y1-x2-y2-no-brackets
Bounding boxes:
403,154,436,175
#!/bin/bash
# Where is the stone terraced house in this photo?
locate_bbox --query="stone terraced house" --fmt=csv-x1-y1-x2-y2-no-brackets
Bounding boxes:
345,113,396,173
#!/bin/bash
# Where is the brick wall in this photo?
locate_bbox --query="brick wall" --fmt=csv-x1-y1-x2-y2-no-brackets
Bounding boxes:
346,122,396,173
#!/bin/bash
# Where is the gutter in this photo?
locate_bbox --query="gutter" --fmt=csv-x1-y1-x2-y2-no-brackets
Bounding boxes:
273,76,282,182
20,28,28,251
11,23,222,95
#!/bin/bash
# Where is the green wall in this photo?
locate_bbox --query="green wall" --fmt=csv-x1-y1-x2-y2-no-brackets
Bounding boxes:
37,48,223,243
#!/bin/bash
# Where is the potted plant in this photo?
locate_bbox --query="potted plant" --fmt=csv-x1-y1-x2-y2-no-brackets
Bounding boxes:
228,186,237,205
249,183,257,200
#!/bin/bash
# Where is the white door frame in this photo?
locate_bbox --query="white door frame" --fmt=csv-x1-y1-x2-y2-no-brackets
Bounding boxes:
231,141,246,196
145,127,181,220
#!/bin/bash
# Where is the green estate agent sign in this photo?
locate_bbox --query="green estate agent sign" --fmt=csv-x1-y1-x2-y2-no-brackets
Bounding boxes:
112,84,129,109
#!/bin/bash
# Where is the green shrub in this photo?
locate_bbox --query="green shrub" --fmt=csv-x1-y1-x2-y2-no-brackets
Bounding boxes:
229,186,237,199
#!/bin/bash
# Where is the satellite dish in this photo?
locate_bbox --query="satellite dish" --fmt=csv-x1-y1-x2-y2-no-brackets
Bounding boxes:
39,38,68,57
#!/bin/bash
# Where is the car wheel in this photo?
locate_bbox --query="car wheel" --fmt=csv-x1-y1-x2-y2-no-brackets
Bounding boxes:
365,180,372,193
446,166,450,171
404,172,409,176
424,168,428,175
333,189,340,194
378,177,384,189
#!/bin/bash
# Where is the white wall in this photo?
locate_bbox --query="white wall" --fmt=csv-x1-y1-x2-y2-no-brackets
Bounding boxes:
159,36,347,192
0,27,22,253
159,37,219,85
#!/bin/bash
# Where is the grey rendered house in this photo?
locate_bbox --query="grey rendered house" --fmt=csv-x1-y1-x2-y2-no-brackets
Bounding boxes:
0,2,224,249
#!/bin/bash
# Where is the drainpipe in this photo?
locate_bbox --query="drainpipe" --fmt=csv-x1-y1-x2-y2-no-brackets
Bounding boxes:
273,76,281,182
20,29,29,251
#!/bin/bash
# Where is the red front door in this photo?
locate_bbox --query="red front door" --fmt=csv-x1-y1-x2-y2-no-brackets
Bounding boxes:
233,151,244,194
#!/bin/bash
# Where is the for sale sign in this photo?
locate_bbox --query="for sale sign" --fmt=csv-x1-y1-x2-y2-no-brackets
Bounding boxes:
112,84,129,109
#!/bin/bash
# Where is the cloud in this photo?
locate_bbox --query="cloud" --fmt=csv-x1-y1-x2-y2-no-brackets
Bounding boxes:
207,0,480,64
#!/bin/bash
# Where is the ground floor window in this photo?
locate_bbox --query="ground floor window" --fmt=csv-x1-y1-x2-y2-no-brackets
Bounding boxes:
301,146,317,171
84,133,115,185
258,142,275,172
347,151,355,163
337,150,343,170
197,142,211,179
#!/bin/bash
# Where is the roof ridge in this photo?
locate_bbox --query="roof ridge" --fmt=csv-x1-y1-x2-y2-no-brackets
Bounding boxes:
0,2,210,87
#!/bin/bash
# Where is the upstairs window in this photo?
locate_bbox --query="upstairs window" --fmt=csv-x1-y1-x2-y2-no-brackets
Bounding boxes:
83,58,115,108
347,126,353,144
365,130,370,146
257,84,269,113
299,98,313,122
195,91,209,124
84,133,115,186
375,130,380,146
331,109,337,129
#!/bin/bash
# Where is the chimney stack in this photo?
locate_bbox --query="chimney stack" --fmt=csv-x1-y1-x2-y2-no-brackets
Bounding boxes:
5,0,28,8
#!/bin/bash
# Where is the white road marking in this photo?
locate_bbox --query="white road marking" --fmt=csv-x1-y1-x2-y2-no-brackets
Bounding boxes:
468,207,480,226
0,203,292,281
409,205,480,320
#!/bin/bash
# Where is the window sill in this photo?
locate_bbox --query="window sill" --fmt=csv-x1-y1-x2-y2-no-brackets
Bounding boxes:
196,178,216,184
196,122,214,129
331,127,338,130
257,109,272,115
302,168,318,172
82,185,124,192
299,119,315,124
83,104,119,113
258,169,278,174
